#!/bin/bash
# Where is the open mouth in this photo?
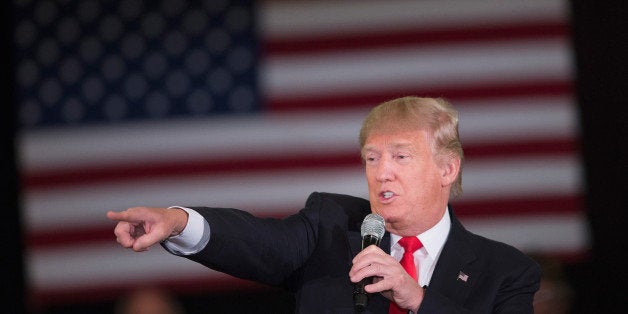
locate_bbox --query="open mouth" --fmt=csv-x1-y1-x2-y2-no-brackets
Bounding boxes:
382,191,394,199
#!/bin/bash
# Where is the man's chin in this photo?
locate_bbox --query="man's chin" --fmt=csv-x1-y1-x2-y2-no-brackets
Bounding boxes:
378,210,403,225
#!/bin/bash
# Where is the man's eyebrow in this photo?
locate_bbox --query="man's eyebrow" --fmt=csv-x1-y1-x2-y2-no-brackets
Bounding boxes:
386,142,417,152
391,143,421,156
391,142,413,148
361,142,415,155
361,146,375,155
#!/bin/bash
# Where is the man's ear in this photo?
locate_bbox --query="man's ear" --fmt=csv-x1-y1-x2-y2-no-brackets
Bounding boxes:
440,156,460,187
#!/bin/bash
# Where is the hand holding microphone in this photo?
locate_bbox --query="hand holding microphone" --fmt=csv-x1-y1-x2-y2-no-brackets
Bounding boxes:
350,214,426,313
353,213,386,312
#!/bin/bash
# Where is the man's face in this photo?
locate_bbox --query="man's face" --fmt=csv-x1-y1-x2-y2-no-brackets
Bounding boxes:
363,129,448,234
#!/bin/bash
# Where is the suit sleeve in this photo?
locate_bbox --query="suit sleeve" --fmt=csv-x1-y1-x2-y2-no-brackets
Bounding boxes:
177,192,327,287
491,258,540,313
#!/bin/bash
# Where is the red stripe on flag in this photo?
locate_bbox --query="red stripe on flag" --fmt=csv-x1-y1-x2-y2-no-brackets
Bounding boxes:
451,194,584,217
463,138,578,158
264,21,569,55
23,153,362,190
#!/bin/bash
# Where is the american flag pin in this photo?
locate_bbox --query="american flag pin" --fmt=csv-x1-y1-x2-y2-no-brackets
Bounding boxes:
457,271,469,282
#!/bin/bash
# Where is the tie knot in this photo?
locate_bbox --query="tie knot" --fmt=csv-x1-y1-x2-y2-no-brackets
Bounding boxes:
398,236,423,254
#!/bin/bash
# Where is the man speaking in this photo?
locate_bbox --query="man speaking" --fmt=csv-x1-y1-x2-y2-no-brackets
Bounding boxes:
108,96,540,313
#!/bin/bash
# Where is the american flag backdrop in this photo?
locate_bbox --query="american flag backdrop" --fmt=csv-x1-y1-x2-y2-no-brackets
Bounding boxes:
15,0,588,306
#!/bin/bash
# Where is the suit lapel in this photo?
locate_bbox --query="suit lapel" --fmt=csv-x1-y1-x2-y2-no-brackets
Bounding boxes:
428,210,481,305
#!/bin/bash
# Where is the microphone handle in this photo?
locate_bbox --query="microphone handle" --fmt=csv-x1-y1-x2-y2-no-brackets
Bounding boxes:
353,277,372,312
353,234,382,312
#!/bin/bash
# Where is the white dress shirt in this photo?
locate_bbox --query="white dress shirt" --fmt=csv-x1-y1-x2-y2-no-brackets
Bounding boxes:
389,208,451,287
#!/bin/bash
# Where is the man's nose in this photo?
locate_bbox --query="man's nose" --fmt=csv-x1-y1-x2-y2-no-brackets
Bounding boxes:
375,157,394,182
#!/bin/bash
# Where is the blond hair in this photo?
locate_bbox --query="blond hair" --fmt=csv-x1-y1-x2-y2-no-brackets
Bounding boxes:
359,96,464,198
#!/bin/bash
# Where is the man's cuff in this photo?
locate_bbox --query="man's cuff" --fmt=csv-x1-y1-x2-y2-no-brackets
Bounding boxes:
161,206,210,255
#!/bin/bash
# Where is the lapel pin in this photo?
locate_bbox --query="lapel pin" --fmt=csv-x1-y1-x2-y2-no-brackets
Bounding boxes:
457,271,469,282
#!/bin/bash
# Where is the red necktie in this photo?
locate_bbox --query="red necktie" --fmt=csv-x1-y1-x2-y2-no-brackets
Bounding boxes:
389,236,423,314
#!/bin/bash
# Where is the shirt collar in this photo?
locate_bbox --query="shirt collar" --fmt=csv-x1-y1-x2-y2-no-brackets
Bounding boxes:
390,207,451,258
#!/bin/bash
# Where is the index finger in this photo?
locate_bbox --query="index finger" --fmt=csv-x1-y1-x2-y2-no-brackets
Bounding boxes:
106,210,135,222
353,244,385,262
350,245,388,277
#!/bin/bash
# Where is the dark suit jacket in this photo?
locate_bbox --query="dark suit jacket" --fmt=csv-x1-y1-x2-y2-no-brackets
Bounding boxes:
180,192,540,313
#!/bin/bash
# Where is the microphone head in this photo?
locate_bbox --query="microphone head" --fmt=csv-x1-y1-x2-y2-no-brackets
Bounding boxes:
361,213,385,239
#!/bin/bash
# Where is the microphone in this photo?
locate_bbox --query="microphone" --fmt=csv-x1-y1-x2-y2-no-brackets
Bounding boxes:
353,213,386,312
